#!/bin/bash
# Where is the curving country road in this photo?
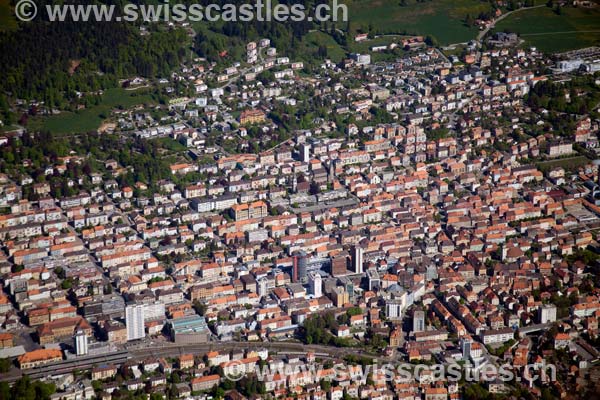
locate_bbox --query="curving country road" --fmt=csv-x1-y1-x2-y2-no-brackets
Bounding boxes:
476,4,545,42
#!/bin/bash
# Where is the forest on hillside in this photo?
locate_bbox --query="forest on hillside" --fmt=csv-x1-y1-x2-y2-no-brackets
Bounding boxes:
0,0,328,116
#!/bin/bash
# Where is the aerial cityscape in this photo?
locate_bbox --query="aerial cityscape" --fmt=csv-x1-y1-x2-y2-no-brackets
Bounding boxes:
1,0,600,399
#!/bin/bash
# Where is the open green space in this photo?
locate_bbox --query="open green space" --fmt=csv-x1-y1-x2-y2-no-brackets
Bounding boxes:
295,31,411,65
493,5,600,53
536,156,591,173
346,0,491,45
301,31,347,63
27,87,154,136
152,137,188,153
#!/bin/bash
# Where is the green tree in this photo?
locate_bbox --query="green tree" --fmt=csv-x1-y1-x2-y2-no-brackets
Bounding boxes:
193,300,208,316
0,358,11,373
0,382,10,400
61,278,73,290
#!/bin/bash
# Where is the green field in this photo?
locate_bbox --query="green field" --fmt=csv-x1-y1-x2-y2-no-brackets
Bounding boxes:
28,88,154,135
152,137,188,153
494,5,600,53
300,31,347,63
537,156,591,173
346,0,490,45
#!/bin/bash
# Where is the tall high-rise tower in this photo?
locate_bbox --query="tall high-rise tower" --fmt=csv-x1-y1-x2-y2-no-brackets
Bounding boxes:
352,245,364,274
461,337,472,361
74,329,88,356
308,272,322,298
292,251,308,283
126,304,145,341
413,310,425,333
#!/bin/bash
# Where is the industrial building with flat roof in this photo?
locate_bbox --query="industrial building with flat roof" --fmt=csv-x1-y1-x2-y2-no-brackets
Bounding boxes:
168,315,210,344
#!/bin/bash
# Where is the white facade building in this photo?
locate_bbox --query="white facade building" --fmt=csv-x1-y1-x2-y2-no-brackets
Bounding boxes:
74,329,88,356
126,304,146,341
539,304,557,324
308,272,323,298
